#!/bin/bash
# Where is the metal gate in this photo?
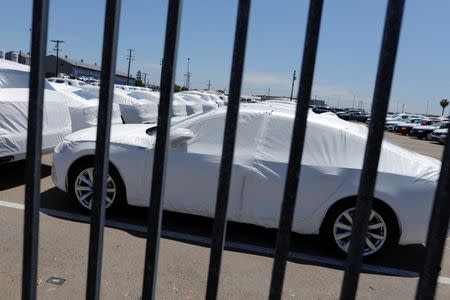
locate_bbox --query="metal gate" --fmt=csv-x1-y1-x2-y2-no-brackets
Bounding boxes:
21,0,450,299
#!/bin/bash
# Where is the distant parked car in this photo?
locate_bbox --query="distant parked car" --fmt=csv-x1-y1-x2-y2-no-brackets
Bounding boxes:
52,105,441,257
312,106,331,114
430,128,448,144
393,118,424,135
410,121,449,140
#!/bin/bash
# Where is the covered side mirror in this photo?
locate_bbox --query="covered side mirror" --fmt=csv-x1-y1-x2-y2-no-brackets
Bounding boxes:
170,128,194,149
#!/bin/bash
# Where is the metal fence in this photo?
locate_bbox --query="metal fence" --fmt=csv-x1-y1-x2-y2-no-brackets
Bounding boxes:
21,0,450,299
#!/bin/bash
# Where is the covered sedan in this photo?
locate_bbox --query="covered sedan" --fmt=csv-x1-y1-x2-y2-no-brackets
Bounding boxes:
49,82,122,131
0,59,72,163
52,105,440,256
82,85,158,124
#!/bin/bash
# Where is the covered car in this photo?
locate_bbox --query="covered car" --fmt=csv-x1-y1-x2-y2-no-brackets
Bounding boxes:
127,90,196,116
49,83,122,131
82,85,158,124
0,59,72,163
176,92,218,112
52,105,440,257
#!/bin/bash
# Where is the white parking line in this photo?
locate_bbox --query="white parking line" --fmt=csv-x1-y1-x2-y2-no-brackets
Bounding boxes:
1,199,449,283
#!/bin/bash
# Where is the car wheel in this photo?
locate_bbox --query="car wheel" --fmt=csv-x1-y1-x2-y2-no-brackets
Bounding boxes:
426,133,433,140
323,202,397,257
69,161,125,211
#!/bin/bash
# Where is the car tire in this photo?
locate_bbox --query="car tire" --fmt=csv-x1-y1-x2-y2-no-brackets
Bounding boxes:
322,201,398,257
69,160,126,211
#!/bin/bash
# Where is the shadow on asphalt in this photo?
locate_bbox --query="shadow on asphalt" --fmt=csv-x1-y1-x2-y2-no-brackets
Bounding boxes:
0,161,52,191
40,187,425,277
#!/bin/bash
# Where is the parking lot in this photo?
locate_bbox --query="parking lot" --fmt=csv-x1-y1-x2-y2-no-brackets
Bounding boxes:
1,132,450,299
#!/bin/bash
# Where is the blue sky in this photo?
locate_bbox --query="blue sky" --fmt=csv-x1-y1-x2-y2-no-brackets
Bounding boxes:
0,0,449,115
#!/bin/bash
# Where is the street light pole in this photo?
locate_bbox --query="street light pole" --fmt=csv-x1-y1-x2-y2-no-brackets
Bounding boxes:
289,70,296,101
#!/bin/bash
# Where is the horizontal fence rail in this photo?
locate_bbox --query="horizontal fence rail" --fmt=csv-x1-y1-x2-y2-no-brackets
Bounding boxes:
142,0,182,299
340,0,405,299
205,0,251,299
22,0,49,299
20,0,450,299
268,0,324,299
85,0,122,299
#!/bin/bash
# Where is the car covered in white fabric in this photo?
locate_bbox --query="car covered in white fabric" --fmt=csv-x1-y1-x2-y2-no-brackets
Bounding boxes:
180,90,225,107
47,77,87,88
0,59,72,163
49,82,122,132
52,105,441,256
126,90,195,116
176,92,218,112
81,85,158,124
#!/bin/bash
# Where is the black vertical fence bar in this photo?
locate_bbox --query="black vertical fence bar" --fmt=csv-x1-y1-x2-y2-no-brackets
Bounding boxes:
141,0,182,299
339,0,405,299
268,1,323,299
22,0,49,299
416,113,450,295
205,1,251,299
85,0,121,299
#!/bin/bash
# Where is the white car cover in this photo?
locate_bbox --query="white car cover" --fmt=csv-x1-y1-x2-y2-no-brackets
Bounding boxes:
181,91,225,107
49,83,122,131
127,90,191,117
52,105,440,245
82,85,158,124
0,60,72,161
175,92,218,112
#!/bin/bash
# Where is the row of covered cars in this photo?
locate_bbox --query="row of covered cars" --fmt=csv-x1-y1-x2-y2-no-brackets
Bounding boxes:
380,113,448,144
0,58,227,163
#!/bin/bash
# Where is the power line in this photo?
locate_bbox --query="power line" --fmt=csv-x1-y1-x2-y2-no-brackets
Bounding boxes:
51,40,64,77
126,49,135,85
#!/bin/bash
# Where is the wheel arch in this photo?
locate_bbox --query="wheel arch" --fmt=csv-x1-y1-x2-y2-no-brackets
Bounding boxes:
319,196,401,241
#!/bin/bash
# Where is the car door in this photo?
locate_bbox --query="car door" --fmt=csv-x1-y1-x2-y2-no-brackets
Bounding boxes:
241,114,351,232
161,111,265,220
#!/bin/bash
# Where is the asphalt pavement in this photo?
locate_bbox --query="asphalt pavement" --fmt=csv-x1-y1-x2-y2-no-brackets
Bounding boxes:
1,131,450,299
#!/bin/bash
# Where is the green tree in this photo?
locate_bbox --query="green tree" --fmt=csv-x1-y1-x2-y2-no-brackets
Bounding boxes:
174,84,182,93
135,70,144,87
440,98,449,116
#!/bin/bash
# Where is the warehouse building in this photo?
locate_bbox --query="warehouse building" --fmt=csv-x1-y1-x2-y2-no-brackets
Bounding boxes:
45,55,135,85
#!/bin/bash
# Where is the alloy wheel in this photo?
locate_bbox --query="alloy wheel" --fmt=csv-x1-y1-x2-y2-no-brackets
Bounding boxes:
74,167,116,210
333,207,387,256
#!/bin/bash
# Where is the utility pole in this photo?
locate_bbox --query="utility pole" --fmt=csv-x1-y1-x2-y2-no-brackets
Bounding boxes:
142,72,148,86
185,57,191,90
126,49,135,85
289,70,296,101
352,95,355,109
207,80,211,91
402,103,405,113
267,88,270,96
51,40,64,77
